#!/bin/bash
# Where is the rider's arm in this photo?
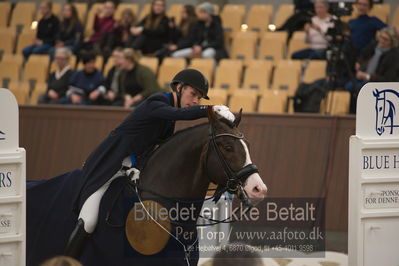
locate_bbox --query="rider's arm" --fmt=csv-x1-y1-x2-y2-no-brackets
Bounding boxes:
149,98,209,120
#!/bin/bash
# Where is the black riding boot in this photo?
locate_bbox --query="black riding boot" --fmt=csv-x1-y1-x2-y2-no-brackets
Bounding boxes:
64,218,89,258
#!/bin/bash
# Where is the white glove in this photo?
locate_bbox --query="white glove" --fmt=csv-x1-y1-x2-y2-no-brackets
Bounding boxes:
213,105,235,122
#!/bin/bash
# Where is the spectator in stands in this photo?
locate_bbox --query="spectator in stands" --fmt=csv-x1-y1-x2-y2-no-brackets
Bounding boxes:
171,2,227,60
39,48,75,104
82,1,116,54
49,4,83,59
101,47,124,105
118,48,161,108
167,5,198,57
61,53,105,105
345,27,399,113
127,0,169,55
23,0,60,60
114,9,136,47
349,0,386,55
292,0,334,60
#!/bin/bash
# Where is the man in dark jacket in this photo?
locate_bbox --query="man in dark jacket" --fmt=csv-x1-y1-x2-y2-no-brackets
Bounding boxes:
171,2,227,60
64,69,236,258
23,1,60,60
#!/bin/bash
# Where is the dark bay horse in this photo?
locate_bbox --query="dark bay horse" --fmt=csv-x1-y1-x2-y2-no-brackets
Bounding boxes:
27,109,267,266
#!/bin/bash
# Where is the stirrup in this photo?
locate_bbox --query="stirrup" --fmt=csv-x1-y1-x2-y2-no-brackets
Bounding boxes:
64,218,89,258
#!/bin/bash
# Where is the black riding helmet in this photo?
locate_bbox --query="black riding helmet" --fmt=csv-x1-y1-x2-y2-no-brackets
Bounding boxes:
170,69,210,107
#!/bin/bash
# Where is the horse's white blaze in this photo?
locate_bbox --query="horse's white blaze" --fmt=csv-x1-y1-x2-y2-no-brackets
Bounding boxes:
239,140,267,200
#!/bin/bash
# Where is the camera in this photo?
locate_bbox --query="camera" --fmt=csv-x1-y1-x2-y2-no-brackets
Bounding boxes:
328,1,353,17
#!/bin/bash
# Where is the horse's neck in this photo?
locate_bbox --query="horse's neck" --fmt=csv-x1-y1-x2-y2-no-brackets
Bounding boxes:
140,125,210,200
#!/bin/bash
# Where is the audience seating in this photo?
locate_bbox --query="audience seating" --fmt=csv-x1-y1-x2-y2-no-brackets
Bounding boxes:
242,60,273,93
8,81,28,104
213,59,243,91
188,58,215,84
0,27,16,54
303,60,327,83
201,88,228,105
287,31,309,58
139,56,159,75
0,2,11,27
138,3,151,21
0,59,20,85
325,90,351,115
229,89,258,112
24,55,50,83
246,5,273,35
220,4,245,33
10,2,36,31
16,29,36,54
157,57,186,89
258,90,288,114
272,60,300,96
167,4,183,25
258,34,285,62
230,31,257,63
74,3,88,24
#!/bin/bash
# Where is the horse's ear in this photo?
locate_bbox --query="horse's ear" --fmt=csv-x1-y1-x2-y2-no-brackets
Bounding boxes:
234,109,242,127
373,89,379,97
207,106,218,125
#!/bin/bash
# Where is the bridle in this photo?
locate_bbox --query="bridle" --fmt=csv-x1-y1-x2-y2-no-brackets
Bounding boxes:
206,124,259,204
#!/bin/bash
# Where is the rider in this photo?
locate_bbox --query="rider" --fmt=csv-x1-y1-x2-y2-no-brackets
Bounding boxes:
65,68,236,256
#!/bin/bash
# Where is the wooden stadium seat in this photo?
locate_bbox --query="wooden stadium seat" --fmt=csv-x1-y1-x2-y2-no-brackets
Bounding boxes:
115,3,139,20
271,60,300,96
213,59,243,91
85,3,104,37
16,29,36,54
7,83,28,105
274,4,294,28
29,82,47,104
77,56,104,72
258,35,285,63
103,59,114,76
50,55,77,73
246,5,273,35
0,2,12,27
188,58,215,84
157,58,186,89
369,4,390,23
24,55,50,83
258,90,288,114
230,31,257,63
325,90,350,115
139,57,159,75
229,89,257,112
0,60,21,86
242,60,273,93
287,31,309,58
303,60,327,83
201,89,228,105
139,4,151,21
0,27,16,55
2,54,24,66
167,4,184,25
10,2,36,30
220,4,245,33
74,3,88,24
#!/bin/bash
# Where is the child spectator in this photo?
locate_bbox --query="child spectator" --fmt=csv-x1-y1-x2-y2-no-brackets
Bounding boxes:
114,8,136,47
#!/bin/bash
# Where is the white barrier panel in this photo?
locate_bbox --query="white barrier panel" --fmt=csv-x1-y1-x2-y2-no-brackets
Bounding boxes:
349,83,399,266
0,89,26,266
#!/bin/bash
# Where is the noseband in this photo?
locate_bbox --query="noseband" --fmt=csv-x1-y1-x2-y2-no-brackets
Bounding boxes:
206,125,259,202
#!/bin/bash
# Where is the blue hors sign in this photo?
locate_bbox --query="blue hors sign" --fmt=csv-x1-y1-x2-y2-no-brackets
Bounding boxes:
357,83,399,139
373,89,399,136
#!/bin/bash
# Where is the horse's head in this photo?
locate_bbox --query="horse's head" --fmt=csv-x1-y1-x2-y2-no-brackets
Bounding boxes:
204,108,267,206
374,89,386,135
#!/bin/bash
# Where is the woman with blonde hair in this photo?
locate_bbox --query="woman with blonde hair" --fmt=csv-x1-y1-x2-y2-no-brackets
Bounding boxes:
128,0,169,54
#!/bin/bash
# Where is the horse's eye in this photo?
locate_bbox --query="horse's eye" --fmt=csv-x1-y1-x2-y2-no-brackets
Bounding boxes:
379,107,383,111
224,146,233,152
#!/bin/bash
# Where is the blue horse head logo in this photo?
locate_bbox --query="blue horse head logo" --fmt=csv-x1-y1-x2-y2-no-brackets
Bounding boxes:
373,89,399,136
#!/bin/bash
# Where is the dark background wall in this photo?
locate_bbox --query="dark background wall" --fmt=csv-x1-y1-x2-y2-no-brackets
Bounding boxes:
20,106,355,231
